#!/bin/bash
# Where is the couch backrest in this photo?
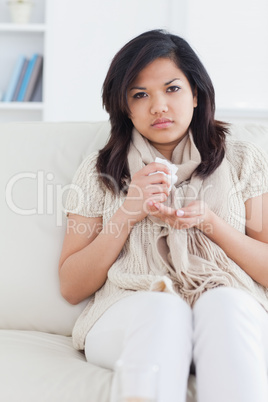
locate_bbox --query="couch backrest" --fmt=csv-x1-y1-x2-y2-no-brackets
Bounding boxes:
0,121,110,336
1,121,268,336
229,123,268,152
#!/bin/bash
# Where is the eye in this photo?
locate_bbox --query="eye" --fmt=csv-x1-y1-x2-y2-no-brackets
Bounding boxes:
133,92,147,99
167,86,180,93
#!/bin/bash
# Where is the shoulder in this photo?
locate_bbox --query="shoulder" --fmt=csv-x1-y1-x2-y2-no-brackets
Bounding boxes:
225,135,268,201
73,151,99,180
70,151,106,191
225,136,268,176
65,151,108,217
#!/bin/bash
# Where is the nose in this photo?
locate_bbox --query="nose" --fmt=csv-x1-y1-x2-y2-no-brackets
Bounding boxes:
150,94,168,114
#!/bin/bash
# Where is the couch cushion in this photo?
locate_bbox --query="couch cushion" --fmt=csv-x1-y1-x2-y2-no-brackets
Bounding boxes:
0,330,112,402
0,329,197,402
0,122,110,335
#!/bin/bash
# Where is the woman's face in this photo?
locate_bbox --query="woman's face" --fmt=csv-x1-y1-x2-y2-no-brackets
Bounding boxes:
127,58,197,159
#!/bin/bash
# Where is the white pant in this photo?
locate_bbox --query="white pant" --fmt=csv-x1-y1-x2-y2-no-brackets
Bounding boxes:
85,288,268,402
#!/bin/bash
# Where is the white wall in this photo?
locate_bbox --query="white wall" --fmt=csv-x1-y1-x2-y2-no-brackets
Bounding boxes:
44,0,268,124
45,0,186,122
186,0,268,121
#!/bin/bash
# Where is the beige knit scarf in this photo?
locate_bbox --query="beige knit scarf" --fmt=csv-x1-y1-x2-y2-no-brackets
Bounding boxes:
125,128,268,308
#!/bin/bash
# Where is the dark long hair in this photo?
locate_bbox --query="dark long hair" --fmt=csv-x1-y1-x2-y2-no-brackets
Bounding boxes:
97,29,228,193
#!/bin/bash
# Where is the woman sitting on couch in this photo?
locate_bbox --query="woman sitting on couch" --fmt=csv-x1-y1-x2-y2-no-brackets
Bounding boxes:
59,29,268,402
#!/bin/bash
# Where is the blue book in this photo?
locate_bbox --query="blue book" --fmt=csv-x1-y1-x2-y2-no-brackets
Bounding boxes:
3,55,26,102
24,55,43,102
17,54,39,102
12,58,29,101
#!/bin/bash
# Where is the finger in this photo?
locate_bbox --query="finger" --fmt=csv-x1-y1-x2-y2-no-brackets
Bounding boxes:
150,193,168,203
146,194,167,209
146,183,170,197
153,202,176,216
146,198,169,216
175,205,204,218
184,201,205,215
147,172,171,186
175,209,198,218
143,162,171,176
147,200,161,214
149,208,173,224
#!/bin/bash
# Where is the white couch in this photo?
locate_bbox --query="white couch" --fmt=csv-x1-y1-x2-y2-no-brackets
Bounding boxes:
1,121,268,402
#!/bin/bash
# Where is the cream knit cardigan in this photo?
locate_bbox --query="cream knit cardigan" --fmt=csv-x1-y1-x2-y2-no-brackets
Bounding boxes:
65,130,268,350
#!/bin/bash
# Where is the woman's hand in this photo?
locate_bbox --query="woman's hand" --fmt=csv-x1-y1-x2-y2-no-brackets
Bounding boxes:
147,199,214,231
121,162,171,223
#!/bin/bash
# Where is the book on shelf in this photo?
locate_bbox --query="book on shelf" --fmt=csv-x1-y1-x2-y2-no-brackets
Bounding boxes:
12,58,29,101
3,55,26,102
24,55,43,102
3,53,43,103
17,54,43,102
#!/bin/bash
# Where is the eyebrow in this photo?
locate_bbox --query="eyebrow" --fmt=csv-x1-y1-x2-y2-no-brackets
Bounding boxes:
165,78,181,85
129,78,181,91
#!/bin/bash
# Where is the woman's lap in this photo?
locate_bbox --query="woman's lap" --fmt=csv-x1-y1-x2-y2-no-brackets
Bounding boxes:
85,287,268,401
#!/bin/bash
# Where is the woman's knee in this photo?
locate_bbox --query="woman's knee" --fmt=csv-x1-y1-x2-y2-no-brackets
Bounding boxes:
122,292,193,368
193,286,266,329
141,291,191,314
124,291,193,339
133,291,192,324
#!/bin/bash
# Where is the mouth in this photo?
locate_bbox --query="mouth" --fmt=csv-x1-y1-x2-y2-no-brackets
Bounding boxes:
151,118,174,129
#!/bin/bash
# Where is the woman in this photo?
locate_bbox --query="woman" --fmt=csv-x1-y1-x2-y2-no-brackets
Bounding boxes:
59,30,268,402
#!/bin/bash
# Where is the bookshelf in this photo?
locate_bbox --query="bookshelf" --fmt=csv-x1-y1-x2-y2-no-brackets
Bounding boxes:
0,102,43,111
0,23,46,33
0,0,47,122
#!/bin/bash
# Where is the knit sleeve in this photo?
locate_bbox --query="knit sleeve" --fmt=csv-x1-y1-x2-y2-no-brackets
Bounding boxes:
227,139,268,202
64,152,106,217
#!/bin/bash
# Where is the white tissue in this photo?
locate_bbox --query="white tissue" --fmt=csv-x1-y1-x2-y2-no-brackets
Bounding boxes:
149,157,178,192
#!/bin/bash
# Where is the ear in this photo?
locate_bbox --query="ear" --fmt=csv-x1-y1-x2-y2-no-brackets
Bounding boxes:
193,87,198,108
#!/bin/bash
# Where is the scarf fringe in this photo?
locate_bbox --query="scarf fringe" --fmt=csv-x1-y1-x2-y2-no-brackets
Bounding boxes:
159,228,239,306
